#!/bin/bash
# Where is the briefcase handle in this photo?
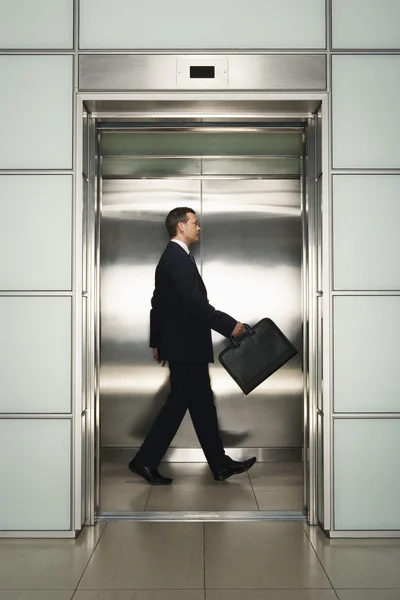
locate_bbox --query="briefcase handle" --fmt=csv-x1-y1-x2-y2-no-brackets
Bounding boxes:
230,323,256,347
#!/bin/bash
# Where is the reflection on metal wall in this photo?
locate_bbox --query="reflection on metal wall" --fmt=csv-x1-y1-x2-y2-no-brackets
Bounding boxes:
99,180,200,449
99,174,303,454
202,180,302,448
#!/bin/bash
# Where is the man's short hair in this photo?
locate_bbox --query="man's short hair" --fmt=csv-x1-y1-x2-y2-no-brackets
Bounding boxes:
165,207,195,238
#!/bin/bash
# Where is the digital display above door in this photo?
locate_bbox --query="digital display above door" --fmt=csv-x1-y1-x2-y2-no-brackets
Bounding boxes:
190,66,215,79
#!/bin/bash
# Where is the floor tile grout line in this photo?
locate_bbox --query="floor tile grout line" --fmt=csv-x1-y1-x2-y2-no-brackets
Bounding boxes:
69,588,207,592
302,525,340,598
4,587,382,592
70,522,109,598
247,470,261,511
198,588,350,592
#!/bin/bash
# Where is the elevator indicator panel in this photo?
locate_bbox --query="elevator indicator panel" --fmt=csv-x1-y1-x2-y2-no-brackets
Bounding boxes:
190,66,215,79
177,57,228,87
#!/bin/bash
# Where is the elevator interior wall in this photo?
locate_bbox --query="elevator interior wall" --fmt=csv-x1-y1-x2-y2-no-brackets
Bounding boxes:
98,126,304,461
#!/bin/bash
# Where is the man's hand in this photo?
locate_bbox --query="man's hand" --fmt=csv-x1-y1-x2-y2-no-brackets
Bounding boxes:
231,322,246,337
152,348,167,367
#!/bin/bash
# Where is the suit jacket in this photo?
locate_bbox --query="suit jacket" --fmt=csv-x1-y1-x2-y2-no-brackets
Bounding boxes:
150,241,237,363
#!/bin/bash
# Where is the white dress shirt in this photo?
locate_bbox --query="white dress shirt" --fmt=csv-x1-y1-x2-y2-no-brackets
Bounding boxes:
171,238,190,254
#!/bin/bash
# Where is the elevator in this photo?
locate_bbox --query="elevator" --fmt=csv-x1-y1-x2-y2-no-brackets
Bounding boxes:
82,107,324,522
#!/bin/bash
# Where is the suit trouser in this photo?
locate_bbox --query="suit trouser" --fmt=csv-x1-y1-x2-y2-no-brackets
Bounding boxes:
134,362,227,473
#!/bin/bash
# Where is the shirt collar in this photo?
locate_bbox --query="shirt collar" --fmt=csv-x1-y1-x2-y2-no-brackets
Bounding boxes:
171,239,190,254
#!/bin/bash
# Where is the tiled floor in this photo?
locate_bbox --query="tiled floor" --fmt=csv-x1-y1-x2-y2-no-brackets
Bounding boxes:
1,522,400,599
100,461,304,512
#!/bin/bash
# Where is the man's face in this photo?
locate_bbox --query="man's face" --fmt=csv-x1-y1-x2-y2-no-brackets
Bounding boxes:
182,212,200,244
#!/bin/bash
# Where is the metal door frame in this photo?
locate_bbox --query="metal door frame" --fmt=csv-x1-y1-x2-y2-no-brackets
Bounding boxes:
74,92,331,530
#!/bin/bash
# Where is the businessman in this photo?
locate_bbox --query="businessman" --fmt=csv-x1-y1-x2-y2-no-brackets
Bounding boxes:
129,207,256,485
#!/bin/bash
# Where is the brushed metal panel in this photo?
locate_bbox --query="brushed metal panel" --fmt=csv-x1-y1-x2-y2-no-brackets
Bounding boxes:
202,157,301,176
99,176,303,451
102,157,201,177
99,179,201,449
101,156,301,178
84,99,322,117
102,156,301,178
227,54,326,91
202,179,303,448
79,54,326,91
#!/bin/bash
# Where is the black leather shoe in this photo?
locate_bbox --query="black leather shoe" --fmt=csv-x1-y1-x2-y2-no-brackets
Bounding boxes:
128,459,172,485
213,456,257,481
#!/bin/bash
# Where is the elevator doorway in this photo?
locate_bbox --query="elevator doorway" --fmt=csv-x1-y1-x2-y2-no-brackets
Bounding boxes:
80,99,325,526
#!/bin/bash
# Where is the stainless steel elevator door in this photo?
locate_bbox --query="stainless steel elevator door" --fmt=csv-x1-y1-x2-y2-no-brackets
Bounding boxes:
99,179,201,449
203,180,302,449
99,177,303,454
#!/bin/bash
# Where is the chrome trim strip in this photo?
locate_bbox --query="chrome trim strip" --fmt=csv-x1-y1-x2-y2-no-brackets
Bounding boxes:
72,78,83,532
102,174,301,181
95,112,314,120
306,114,317,526
321,94,332,532
85,113,99,526
94,128,102,521
79,92,327,101
97,511,306,522
325,0,333,536
99,127,305,133
301,124,310,518
103,152,304,161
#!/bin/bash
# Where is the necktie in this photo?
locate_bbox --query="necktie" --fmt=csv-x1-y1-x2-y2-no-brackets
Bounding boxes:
189,253,196,265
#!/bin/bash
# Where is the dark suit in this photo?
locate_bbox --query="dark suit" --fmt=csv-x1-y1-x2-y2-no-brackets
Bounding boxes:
135,241,237,473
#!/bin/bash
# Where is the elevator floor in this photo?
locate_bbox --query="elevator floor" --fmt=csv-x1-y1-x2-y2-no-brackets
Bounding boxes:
100,461,303,513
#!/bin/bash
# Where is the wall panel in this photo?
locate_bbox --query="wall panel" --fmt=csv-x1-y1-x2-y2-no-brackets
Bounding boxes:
334,419,400,530
332,0,400,49
0,0,74,49
0,419,71,530
334,296,400,413
333,175,400,290
0,175,73,291
80,0,325,50
332,55,400,169
0,297,72,413
0,55,73,169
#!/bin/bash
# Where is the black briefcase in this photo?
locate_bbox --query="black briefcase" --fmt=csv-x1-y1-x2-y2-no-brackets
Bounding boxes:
218,318,298,395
